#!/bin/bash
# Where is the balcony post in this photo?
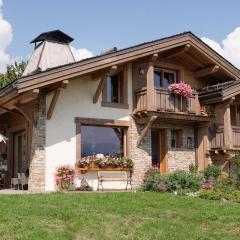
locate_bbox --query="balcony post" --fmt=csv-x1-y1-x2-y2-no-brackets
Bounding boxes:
146,61,156,111
223,99,233,149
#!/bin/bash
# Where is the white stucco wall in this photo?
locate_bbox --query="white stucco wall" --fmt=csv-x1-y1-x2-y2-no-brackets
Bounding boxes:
45,64,132,191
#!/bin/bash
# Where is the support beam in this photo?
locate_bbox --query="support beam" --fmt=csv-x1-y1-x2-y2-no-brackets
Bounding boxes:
194,65,220,78
146,61,155,111
15,104,36,127
137,116,157,147
47,89,61,120
61,80,69,88
163,44,191,59
0,106,22,116
93,75,107,103
151,53,159,62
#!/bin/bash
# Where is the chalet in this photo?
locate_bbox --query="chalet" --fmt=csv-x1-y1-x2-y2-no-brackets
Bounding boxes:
0,30,239,191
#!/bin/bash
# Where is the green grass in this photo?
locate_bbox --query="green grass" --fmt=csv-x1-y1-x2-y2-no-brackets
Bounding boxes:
0,192,239,240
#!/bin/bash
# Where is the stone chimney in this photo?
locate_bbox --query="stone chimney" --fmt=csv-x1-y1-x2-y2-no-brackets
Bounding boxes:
23,30,75,76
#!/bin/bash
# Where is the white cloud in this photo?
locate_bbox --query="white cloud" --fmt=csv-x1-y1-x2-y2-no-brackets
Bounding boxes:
70,46,94,61
0,0,13,73
201,27,240,68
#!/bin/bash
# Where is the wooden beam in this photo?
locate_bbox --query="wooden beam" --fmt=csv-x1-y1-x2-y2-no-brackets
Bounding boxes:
0,106,22,116
61,80,69,88
33,89,39,93
15,104,36,127
194,65,220,78
146,61,155,111
93,75,106,103
151,53,159,62
163,44,191,59
137,116,157,147
107,65,118,76
47,89,61,120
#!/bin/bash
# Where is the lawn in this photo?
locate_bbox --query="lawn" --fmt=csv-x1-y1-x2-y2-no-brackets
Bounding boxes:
0,192,239,240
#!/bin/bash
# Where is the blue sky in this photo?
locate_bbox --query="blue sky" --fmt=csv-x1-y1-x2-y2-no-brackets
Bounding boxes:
1,0,240,72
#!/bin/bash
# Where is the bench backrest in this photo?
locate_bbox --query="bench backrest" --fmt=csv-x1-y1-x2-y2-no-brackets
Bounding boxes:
98,171,128,179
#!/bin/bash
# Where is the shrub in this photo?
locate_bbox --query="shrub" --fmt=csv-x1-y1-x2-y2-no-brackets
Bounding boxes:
203,165,221,180
189,163,198,174
198,189,224,201
230,155,240,181
198,189,240,203
142,170,203,192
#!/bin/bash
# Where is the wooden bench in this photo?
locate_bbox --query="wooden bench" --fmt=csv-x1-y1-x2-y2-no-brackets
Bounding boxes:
97,170,132,191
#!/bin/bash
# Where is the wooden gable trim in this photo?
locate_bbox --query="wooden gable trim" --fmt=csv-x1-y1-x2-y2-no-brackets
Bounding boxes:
162,44,190,59
137,116,157,147
47,89,61,120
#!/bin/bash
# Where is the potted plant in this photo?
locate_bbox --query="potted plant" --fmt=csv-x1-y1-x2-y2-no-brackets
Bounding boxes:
55,165,75,192
168,81,192,98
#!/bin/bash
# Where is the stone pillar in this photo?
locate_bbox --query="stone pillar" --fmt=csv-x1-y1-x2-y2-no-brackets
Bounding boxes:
28,92,46,192
130,118,152,188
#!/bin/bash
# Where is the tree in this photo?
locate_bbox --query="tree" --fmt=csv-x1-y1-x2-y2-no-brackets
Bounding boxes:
0,61,27,88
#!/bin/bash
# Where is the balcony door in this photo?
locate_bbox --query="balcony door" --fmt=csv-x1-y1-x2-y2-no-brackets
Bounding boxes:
151,129,167,173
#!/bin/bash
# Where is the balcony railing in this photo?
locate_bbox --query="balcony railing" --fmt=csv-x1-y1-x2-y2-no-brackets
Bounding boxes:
211,125,240,149
135,87,198,114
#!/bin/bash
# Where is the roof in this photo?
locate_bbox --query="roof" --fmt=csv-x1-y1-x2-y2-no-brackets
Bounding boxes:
1,31,240,98
199,80,240,104
30,30,74,44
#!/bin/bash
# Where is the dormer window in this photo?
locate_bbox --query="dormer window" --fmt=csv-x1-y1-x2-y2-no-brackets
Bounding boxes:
102,68,128,109
154,68,177,89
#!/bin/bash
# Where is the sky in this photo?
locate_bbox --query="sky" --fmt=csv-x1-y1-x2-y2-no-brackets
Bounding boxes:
1,0,240,73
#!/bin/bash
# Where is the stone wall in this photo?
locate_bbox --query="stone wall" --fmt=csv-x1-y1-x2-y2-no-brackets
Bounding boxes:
129,119,197,188
129,118,152,188
166,127,196,172
28,92,46,192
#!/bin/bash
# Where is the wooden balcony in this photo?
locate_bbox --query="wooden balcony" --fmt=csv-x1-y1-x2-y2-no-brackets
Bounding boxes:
211,125,240,149
135,87,199,115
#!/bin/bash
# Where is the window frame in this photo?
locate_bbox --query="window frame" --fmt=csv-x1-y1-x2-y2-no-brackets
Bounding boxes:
154,68,177,89
102,66,129,109
75,117,130,162
171,129,183,148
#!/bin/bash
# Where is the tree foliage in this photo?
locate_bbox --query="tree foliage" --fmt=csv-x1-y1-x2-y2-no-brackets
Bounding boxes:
0,61,27,88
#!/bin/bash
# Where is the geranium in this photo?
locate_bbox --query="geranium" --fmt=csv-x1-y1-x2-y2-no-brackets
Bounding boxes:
168,81,192,98
201,179,214,190
76,155,134,169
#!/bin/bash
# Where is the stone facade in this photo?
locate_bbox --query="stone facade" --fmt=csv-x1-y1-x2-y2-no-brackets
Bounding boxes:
129,118,152,188
28,92,46,192
130,119,196,188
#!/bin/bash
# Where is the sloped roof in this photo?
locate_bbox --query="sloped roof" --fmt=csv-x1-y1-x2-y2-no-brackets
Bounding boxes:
15,31,240,93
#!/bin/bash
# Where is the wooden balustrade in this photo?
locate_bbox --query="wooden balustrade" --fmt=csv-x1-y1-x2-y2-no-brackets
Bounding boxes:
135,87,198,114
232,126,240,148
211,125,240,149
211,126,224,149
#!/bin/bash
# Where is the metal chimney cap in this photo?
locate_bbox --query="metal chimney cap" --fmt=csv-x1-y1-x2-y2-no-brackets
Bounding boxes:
30,30,74,44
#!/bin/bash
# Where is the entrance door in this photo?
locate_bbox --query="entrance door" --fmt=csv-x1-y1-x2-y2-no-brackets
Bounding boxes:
13,131,27,177
151,129,167,173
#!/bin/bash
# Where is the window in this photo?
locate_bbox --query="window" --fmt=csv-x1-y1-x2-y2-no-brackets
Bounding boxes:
81,125,124,157
75,117,130,160
154,68,176,89
171,129,183,148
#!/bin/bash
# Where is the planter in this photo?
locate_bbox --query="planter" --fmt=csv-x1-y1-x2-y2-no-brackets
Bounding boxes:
75,167,88,174
59,180,71,192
